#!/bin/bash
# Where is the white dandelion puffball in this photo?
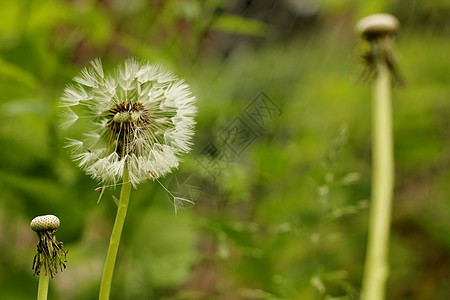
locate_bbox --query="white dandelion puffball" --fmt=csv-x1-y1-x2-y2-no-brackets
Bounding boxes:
61,58,196,185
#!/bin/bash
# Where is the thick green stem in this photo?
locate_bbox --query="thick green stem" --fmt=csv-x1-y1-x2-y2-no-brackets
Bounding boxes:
37,266,49,300
361,47,395,300
99,164,132,300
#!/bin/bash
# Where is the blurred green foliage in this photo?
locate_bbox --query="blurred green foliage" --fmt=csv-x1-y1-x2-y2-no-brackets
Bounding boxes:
0,0,448,299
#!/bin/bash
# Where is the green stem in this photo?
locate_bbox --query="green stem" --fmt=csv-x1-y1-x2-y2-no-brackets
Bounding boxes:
37,266,49,300
99,163,132,300
361,47,395,300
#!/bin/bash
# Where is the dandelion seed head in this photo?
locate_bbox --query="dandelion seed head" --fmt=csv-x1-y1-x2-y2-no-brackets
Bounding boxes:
61,58,196,185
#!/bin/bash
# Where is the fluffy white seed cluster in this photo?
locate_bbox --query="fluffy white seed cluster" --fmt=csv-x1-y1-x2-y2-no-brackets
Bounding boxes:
30,215,60,232
60,58,197,185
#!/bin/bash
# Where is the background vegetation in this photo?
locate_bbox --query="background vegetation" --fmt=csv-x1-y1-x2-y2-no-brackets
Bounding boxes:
0,0,448,299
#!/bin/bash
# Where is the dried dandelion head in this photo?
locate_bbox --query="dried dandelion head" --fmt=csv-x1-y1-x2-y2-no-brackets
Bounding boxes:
31,215,68,277
355,14,404,85
61,58,197,185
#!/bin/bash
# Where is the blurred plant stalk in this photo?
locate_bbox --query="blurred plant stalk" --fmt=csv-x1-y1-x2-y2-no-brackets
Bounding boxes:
362,50,394,300
356,14,399,300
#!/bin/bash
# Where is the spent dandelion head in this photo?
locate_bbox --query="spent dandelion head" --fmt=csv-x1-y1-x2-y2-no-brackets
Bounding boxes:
355,13,404,85
61,58,197,186
31,215,68,278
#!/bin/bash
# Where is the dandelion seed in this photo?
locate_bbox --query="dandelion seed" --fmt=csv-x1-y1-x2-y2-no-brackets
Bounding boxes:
60,108,79,129
150,172,195,214
61,58,197,186
173,197,195,215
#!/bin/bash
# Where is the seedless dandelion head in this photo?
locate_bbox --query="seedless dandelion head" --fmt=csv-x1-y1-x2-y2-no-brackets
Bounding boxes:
30,215,67,277
61,58,197,186
30,215,60,232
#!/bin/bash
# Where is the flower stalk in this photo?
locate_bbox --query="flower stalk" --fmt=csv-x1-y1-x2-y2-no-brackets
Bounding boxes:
99,163,132,300
362,50,394,300
37,266,50,300
356,14,400,300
